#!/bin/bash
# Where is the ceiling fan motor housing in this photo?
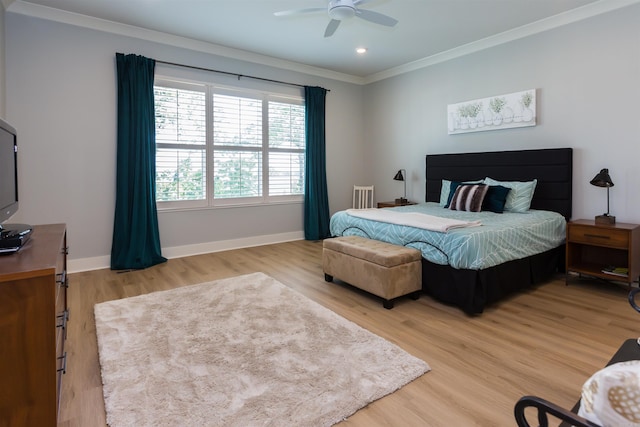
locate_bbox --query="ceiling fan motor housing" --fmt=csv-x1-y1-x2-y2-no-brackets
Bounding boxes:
328,0,356,20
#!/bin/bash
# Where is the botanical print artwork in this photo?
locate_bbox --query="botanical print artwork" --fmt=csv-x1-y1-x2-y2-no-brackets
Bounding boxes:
448,89,536,134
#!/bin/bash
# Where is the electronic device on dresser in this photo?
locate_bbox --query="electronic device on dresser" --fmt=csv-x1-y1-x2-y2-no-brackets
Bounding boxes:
0,117,32,253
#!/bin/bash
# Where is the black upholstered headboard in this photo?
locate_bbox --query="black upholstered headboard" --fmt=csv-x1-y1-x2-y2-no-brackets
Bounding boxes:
425,148,573,220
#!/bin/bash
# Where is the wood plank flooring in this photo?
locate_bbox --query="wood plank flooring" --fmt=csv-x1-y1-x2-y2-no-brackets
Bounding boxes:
58,240,640,426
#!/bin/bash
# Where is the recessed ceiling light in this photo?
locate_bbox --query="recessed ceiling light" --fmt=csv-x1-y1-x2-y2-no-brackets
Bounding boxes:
356,47,367,54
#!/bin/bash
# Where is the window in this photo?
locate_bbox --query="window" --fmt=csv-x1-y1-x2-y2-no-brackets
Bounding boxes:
154,78,305,209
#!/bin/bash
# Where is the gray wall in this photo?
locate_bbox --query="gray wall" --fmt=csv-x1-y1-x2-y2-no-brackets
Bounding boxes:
5,13,365,271
5,4,640,271
1,3,6,117
365,4,640,224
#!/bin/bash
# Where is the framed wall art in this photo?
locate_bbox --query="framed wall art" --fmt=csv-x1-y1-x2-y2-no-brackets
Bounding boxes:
447,89,536,135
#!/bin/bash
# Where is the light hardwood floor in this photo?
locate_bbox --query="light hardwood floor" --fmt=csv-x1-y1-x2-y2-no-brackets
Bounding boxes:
58,240,639,426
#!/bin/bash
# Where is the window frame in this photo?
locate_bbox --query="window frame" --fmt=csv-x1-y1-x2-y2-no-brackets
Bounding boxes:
154,76,306,211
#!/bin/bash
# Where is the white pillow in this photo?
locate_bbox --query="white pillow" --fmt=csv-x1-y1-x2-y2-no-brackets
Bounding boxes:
439,180,452,206
439,179,484,206
578,360,640,427
484,177,537,212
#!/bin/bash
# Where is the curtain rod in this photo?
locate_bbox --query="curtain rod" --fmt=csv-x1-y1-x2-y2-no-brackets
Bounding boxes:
155,59,328,92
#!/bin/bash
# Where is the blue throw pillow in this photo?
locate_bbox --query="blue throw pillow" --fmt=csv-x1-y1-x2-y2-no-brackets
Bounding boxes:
482,185,511,213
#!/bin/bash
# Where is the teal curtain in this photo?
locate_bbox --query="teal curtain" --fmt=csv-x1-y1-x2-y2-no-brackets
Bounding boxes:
111,53,167,270
304,86,330,240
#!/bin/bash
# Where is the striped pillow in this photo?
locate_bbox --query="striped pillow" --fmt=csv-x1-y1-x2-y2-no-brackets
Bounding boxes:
439,179,484,206
449,184,489,212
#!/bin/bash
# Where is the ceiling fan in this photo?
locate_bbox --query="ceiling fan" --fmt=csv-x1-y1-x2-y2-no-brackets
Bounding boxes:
274,0,398,38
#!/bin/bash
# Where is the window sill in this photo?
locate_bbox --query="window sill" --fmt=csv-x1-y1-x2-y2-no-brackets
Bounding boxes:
157,199,303,213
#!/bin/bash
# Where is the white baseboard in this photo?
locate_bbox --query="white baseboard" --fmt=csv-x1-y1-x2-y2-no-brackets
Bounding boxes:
68,231,305,273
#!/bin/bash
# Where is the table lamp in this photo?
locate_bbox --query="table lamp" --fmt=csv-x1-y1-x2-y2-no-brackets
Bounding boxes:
590,168,615,225
393,169,407,204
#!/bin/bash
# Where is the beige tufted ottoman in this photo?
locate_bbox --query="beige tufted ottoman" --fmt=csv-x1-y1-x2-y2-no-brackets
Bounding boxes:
322,236,422,309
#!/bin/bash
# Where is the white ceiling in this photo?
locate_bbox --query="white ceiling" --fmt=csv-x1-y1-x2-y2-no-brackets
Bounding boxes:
6,0,639,82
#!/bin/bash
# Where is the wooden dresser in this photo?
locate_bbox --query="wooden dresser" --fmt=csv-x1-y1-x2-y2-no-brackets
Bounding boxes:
0,224,69,427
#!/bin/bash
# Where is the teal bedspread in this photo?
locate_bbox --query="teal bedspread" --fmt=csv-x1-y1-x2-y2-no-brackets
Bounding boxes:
329,202,566,270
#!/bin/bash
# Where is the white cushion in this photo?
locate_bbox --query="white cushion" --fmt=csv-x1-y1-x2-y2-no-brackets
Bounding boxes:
578,360,640,427
439,179,484,206
484,177,537,212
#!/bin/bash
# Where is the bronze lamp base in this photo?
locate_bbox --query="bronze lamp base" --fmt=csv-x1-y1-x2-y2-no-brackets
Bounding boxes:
595,214,616,225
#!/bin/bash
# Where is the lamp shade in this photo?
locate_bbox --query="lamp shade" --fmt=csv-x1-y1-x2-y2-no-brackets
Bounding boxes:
590,168,615,224
393,169,407,203
590,168,614,188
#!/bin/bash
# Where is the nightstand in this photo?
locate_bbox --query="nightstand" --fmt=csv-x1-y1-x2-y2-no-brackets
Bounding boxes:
566,219,640,285
377,201,417,208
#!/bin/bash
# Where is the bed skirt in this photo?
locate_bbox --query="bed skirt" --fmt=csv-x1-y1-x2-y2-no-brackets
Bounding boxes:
421,245,564,315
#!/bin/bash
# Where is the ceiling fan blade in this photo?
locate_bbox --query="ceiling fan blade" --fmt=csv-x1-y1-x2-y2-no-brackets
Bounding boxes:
324,19,341,37
356,9,398,27
353,0,376,6
274,7,324,17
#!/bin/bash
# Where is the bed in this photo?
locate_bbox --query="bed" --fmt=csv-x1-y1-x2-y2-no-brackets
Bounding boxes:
329,148,572,314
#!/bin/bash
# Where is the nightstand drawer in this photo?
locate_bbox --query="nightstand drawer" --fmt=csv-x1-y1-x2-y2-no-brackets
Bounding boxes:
568,225,629,249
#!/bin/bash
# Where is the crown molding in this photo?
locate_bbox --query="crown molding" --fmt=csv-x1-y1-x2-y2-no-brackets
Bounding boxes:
1,0,15,11
7,0,640,86
6,1,366,85
363,0,640,84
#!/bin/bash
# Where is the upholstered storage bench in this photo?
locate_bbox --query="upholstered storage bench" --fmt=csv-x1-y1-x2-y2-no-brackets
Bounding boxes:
322,236,422,309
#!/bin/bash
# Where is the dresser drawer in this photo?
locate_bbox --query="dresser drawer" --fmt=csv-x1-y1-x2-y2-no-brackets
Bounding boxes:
568,225,629,249
55,271,66,313
56,309,68,353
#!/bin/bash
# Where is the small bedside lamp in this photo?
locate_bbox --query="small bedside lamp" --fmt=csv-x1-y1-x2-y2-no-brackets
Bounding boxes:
590,168,615,225
393,169,407,204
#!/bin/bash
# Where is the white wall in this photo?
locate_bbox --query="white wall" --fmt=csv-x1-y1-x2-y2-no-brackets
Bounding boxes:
5,13,365,271
365,4,640,224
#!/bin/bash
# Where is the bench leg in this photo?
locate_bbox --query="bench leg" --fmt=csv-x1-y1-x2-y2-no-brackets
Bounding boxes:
383,299,394,309
324,273,333,282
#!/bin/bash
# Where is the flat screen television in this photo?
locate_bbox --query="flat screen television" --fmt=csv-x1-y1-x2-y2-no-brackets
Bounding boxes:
0,117,32,253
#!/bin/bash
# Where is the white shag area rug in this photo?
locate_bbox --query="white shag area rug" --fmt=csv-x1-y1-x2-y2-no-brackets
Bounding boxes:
94,272,430,427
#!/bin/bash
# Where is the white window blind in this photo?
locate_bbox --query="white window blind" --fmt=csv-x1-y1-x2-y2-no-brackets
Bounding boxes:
154,79,305,208
155,84,207,204
268,101,305,195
